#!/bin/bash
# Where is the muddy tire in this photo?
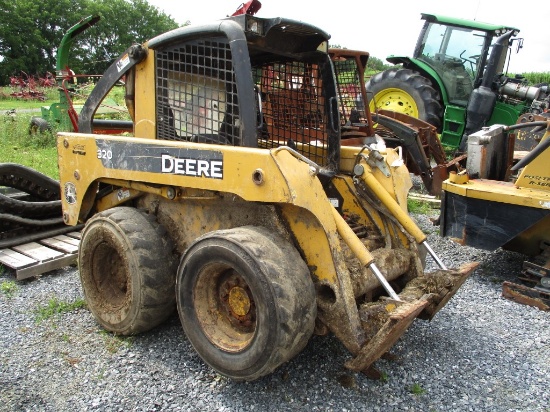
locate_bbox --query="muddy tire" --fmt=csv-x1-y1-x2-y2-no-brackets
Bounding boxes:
79,206,177,335
367,68,443,129
176,226,316,381
28,117,50,134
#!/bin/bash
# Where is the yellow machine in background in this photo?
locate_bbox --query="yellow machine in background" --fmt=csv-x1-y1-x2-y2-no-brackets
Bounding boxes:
441,121,550,310
57,14,476,381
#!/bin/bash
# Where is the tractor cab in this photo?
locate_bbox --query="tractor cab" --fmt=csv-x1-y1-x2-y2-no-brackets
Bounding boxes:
412,13,519,108
369,12,530,150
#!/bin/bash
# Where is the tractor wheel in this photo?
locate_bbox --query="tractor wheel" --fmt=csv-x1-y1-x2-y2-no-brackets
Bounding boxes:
79,206,177,335
28,117,50,134
367,68,443,130
176,226,316,381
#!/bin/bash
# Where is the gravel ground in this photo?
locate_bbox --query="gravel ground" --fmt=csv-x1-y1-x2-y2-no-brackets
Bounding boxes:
1,210,548,412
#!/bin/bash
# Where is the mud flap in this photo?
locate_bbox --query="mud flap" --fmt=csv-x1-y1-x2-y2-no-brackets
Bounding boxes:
344,298,428,372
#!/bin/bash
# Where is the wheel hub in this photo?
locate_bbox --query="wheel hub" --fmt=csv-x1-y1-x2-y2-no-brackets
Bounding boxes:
218,270,256,331
228,286,251,316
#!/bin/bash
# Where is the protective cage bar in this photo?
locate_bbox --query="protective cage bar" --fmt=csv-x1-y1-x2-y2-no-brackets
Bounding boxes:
156,38,240,145
155,37,333,167
254,60,330,166
332,57,366,124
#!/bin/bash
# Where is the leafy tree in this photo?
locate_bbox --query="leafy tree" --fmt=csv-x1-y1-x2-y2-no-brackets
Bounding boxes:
322,44,393,75
76,0,179,75
0,0,178,85
0,0,84,84
366,56,393,73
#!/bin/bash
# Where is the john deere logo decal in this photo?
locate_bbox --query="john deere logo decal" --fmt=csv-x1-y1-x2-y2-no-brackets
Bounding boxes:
64,182,77,204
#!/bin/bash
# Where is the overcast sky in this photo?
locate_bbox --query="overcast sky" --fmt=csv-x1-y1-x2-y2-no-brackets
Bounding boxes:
146,0,549,74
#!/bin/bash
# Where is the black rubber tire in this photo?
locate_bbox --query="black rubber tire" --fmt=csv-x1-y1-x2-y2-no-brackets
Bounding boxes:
0,163,61,218
28,117,51,134
79,206,177,335
367,68,443,130
0,213,63,226
177,226,316,381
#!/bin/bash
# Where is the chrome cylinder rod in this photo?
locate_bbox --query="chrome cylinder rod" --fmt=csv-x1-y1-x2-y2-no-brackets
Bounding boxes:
369,262,401,301
423,241,448,270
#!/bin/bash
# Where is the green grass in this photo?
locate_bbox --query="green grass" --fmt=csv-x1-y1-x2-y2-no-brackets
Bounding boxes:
0,87,64,180
0,114,59,178
407,198,434,215
34,297,87,323
1,280,18,298
517,72,550,85
0,84,128,180
409,382,426,395
99,330,135,354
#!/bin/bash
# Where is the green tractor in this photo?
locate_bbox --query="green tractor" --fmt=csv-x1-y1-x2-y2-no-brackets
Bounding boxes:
30,15,100,134
30,15,128,135
367,13,549,151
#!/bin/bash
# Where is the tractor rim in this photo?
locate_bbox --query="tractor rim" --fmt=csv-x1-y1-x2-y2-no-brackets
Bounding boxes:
371,88,419,118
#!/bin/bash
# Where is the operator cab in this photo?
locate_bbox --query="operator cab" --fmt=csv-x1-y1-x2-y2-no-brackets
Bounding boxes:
414,13,519,107
148,14,341,170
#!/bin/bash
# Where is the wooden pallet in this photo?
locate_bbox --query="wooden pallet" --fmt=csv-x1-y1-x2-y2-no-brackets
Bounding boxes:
0,232,81,280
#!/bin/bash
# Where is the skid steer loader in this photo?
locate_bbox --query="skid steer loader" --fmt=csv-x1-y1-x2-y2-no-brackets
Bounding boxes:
57,14,477,381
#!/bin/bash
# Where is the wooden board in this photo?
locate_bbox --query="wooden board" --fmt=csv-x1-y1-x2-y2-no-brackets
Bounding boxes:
12,242,64,261
0,232,81,280
0,249,37,269
50,234,80,247
40,237,79,254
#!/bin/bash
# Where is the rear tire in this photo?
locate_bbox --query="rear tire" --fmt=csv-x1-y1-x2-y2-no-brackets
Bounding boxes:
367,68,443,130
79,207,177,335
176,226,316,381
28,117,50,134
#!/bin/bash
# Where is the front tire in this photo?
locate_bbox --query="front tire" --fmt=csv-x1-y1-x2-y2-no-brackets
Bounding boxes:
79,207,177,335
177,226,316,381
367,68,443,129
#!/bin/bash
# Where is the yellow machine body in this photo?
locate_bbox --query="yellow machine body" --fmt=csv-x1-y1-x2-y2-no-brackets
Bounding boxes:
57,14,476,381
441,122,550,310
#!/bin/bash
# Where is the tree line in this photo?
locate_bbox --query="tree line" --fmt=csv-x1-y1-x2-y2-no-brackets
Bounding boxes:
0,0,179,85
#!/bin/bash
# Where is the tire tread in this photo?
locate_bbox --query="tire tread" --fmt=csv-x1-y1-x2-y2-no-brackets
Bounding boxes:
367,68,443,129
80,206,177,335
